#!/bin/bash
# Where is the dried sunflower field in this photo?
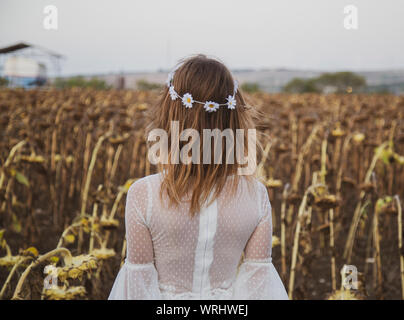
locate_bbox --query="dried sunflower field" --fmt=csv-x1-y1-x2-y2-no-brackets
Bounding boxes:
0,88,403,300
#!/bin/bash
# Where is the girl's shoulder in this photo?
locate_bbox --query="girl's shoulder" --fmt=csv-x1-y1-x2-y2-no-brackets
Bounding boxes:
126,174,163,223
254,177,267,193
126,173,163,210
128,173,162,192
236,175,266,194
221,175,267,205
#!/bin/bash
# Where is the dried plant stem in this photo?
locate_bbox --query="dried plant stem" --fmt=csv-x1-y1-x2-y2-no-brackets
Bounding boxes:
320,135,328,185
89,185,103,253
80,132,92,196
81,133,109,217
288,183,325,299
108,188,125,220
372,202,383,298
78,132,111,252
1,178,13,213
334,134,352,239
120,237,127,268
102,189,126,248
50,109,65,227
343,141,389,262
50,107,64,172
336,134,352,194
0,140,26,189
290,113,298,161
68,130,80,199
291,125,321,192
53,157,63,227
2,239,12,257
288,189,309,300
12,247,72,300
329,208,336,291
105,145,114,187
0,256,32,299
395,195,404,300
332,136,341,174
56,221,82,248
110,144,123,182
129,134,142,177
286,205,295,230
287,125,321,226
306,172,318,229
281,183,290,279
364,216,374,276
320,137,328,252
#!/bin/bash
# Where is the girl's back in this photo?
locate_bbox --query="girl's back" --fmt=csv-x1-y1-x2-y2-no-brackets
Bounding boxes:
109,173,288,299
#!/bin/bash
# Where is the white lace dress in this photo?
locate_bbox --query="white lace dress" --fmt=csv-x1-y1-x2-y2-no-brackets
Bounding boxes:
108,173,288,300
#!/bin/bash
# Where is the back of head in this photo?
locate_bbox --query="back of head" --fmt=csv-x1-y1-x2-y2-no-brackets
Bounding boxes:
146,54,259,215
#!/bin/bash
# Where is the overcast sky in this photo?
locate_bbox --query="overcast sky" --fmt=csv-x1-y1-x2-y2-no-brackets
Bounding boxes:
0,0,403,75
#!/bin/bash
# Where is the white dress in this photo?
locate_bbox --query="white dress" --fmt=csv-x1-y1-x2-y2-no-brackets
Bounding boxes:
108,173,288,300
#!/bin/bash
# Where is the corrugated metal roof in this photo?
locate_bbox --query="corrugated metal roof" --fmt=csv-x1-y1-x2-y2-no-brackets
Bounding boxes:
0,42,63,58
0,42,30,54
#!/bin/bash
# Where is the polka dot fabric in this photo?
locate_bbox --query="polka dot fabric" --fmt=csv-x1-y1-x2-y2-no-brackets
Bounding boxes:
108,173,288,300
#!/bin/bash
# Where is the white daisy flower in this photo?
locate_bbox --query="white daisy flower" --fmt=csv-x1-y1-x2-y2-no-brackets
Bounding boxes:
204,101,220,112
166,64,182,87
182,93,194,108
166,72,174,87
169,85,178,100
226,95,236,110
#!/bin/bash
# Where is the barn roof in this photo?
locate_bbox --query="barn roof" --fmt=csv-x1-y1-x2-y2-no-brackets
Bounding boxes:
0,42,30,54
0,42,63,58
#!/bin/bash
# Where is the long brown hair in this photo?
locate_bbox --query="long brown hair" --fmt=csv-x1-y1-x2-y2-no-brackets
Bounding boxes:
146,54,261,215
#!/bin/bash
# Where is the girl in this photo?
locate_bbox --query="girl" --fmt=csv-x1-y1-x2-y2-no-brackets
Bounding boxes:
108,55,288,299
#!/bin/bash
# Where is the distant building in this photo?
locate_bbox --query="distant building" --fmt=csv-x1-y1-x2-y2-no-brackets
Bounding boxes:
4,56,47,87
0,42,63,88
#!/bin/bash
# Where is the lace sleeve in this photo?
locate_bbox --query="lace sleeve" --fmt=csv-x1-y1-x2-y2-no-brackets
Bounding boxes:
108,180,161,300
232,181,288,300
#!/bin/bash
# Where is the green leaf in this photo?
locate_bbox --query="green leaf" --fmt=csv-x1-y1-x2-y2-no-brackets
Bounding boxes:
15,171,30,187
381,151,388,165
11,213,22,233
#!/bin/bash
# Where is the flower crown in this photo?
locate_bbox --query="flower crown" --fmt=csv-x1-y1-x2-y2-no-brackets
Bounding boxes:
166,65,238,112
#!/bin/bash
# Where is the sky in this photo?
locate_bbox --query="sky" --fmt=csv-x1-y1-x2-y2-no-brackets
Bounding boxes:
0,0,403,75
